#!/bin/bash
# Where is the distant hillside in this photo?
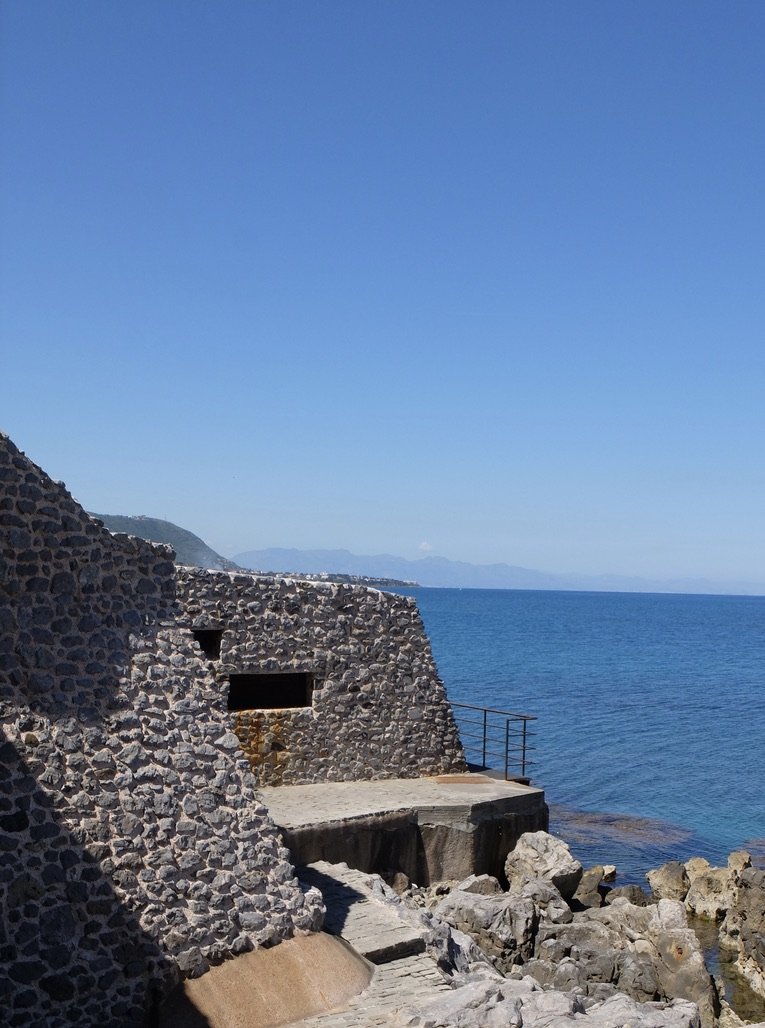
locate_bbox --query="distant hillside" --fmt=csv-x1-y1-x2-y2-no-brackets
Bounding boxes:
90,514,242,572
233,546,765,596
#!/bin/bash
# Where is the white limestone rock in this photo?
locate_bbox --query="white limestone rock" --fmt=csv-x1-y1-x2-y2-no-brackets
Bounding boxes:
398,973,702,1027
504,831,583,900
435,888,537,971
647,860,690,902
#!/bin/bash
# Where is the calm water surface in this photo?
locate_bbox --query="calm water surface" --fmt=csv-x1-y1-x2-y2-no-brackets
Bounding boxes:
403,588,765,881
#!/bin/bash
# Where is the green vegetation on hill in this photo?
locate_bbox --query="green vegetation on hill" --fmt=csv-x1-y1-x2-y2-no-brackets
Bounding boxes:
90,513,242,572
91,515,413,590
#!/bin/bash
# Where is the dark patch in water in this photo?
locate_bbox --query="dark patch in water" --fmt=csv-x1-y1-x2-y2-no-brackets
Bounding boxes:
549,804,695,884
743,838,765,865
550,804,692,848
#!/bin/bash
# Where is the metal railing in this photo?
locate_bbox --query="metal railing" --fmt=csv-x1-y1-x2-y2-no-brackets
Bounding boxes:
451,702,537,781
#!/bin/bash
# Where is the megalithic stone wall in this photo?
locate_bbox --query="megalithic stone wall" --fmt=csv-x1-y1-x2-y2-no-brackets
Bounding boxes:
176,568,467,785
0,434,323,1027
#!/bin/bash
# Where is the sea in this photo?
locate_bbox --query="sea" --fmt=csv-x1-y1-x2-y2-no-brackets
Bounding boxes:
400,587,765,885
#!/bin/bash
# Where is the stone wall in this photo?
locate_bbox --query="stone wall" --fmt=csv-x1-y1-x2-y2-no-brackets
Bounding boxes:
177,568,467,785
0,434,323,1026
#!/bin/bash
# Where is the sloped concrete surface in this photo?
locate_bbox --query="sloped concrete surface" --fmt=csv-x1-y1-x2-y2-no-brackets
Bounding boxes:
158,933,373,1028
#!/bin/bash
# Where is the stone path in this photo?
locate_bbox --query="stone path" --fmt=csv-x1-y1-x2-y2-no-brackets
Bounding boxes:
288,862,452,1026
298,862,427,964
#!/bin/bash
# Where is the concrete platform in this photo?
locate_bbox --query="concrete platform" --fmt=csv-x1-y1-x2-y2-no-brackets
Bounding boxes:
259,774,548,885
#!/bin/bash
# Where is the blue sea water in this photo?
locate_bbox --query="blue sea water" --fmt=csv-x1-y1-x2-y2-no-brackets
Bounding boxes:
404,587,765,882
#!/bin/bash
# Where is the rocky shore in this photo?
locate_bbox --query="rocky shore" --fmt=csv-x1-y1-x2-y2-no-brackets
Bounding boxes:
374,830,765,1027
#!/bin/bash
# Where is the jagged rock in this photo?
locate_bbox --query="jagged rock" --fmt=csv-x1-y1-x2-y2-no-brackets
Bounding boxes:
511,875,572,925
595,899,716,1027
399,973,702,1027
680,851,751,922
366,871,499,982
455,873,502,895
435,887,537,971
504,831,583,900
686,857,712,883
529,898,717,1027
381,869,411,895
719,866,765,999
647,860,690,901
574,864,607,908
727,850,752,875
715,998,765,1028
685,865,737,920
398,978,522,1027
605,883,651,906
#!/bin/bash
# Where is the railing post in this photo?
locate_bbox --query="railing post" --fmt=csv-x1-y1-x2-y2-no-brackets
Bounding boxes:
450,701,535,779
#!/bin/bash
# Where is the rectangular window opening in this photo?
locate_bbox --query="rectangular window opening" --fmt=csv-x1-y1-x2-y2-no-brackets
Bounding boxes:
227,672,314,712
193,629,224,661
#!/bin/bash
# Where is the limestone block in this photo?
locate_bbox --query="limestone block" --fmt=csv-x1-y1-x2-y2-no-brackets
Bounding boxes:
504,830,583,899
647,860,690,902
685,866,737,920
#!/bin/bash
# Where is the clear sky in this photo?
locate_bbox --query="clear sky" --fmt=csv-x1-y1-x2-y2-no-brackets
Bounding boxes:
2,1,764,583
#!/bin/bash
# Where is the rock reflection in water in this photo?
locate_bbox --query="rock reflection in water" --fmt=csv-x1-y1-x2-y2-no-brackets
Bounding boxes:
689,913,765,1025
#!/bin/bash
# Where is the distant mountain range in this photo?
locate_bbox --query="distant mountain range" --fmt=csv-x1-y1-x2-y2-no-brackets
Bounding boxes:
233,547,765,596
90,514,242,572
88,515,765,596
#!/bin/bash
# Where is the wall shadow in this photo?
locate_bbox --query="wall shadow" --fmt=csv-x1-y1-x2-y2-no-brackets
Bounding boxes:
0,728,194,1027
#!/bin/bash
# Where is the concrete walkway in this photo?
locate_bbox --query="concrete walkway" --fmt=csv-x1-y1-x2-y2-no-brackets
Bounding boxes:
260,773,542,827
288,862,451,1027
259,773,547,884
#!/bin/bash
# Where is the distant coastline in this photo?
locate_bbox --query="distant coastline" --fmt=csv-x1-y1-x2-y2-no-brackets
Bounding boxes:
88,514,765,597
233,546,765,597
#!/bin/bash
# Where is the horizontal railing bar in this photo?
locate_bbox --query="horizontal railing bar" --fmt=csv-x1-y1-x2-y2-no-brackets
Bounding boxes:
451,700,537,780
452,701,537,720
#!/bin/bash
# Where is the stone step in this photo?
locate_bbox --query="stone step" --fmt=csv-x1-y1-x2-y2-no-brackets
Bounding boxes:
298,862,426,964
288,953,451,1027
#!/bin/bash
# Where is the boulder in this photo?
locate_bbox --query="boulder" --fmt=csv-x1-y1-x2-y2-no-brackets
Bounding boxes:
573,865,607,908
531,898,717,1027
399,973,702,1027
647,860,690,902
685,857,712,883
504,831,583,900
454,873,501,896
511,875,572,925
435,887,537,971
727,850,752,875
685,865,737,920
605,883,651,906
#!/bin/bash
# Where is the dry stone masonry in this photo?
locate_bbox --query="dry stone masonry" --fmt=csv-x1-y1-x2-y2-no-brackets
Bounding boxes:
0,434,325,1025
177,567,466,785
0,431,470,1026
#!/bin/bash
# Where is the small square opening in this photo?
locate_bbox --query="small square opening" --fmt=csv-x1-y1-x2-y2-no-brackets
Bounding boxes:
193,629,223,661
227,672,314,711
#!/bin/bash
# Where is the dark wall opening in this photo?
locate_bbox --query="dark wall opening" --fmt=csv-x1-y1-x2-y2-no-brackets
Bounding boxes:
227,672,314,711
192,629,223,661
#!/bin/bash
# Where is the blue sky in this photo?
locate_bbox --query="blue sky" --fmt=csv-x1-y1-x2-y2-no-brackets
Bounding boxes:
2,1,764,583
